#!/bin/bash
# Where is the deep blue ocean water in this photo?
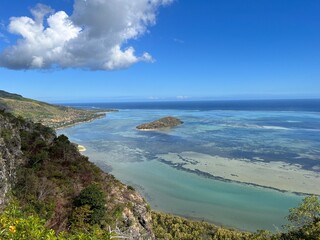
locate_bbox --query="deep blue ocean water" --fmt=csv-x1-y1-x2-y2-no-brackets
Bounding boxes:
67,99,320,112
58,99,320,232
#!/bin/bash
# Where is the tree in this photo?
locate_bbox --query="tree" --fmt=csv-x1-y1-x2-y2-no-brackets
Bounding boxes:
50,135,71,160
73,184,106,225
69,205,93,232
286,195,320,230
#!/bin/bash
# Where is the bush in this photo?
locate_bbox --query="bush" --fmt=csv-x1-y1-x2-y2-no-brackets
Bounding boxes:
286,195,320,230
73,184,106,225
279,195,320,239
0,201,111,240
0,202,56,240
69,205,93,232
0,129,12,143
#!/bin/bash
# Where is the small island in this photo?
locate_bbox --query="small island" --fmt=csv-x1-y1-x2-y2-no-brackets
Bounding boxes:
136,116,183,130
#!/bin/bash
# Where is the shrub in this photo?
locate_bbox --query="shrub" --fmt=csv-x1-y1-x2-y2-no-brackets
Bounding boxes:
286,195,320,230
0,129,12,143
0,201,111,240
69,205,93,232
73,184,106,225
279,195,320,239
0,202,56,240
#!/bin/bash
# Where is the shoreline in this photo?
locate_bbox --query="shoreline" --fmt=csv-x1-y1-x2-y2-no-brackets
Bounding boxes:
156,152,320,196
77,144,86,152
54,111,113,130
123,176,244,231
152,210,247,232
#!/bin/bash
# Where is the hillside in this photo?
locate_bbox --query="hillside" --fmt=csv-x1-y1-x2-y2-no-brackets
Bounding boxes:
0,90,109,129
0,110,154,239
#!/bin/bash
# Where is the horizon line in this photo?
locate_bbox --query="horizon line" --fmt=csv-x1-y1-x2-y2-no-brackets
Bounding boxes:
48,97,320,104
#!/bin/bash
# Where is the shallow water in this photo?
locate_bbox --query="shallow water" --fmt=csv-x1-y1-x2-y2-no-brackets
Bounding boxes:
58,107,320,231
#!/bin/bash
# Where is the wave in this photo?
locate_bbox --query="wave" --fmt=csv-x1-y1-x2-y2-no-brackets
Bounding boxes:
260,125,290,130
222,123,291,130
227,123,320,132
258,125,320,131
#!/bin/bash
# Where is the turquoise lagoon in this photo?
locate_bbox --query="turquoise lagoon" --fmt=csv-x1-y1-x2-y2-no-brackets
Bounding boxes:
58,101,320,231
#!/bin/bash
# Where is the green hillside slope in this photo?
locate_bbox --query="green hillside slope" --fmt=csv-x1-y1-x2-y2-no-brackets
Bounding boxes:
0,90,107,128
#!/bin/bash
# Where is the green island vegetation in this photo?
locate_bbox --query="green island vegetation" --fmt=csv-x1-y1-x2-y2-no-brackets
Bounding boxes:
0,109,319,239
0,90,113,129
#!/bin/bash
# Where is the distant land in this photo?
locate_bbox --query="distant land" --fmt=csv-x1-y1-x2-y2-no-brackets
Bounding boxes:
0,90,116,129
136,116,183,130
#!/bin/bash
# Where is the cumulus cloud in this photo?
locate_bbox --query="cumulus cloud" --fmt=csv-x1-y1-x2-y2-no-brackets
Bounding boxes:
0,0,172,70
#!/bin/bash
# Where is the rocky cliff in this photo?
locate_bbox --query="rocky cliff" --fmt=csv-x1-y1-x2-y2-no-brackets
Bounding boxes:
0,110,154,239
0,112,24,206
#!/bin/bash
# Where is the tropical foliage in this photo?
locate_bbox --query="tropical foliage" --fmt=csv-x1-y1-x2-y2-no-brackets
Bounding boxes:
152,195,320,240
0,201,111,240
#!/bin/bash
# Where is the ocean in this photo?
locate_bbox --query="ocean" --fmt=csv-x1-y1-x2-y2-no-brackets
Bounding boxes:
57,99,320,232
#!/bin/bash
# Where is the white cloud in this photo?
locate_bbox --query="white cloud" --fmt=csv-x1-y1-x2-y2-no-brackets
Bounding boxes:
0,0,172,70
148,96,160,100
0,32,8,43
30,3,54,24
173,38,184,44
176,95,189,100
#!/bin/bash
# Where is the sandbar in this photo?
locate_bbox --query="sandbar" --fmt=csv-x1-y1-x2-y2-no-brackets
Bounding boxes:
156,151,320,195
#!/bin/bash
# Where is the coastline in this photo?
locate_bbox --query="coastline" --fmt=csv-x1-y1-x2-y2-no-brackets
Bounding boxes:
54,115,104,130
77,144,86,152
156,151,320,196
54,111,115,130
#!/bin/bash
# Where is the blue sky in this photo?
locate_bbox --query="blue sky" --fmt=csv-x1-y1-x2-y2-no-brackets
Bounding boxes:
0,0,319,102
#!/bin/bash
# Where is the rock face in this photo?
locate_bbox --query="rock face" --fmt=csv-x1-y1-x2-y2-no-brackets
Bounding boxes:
0,111,55,207
107,182,154,239
136,116,183,130
0,112,24,206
